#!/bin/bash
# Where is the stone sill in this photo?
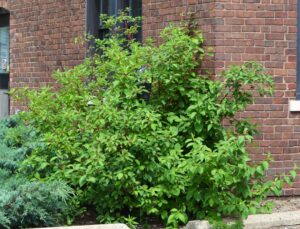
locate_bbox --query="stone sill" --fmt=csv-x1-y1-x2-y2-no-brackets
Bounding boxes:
289,100,300,112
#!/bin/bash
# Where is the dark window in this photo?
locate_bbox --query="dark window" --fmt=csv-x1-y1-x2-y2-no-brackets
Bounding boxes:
87,0,142,42
0,8,9,119
0,9,9,90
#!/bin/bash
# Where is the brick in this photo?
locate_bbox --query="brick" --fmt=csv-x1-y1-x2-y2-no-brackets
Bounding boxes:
275,126,294,132
265,19,284,25
225,18,244,25
266,33,285,40
245,18,264,25
256,11,274,18
1,0,86,113
242,25,261,32
188,0,197,4
269,111,287,118
1,0,299,195
271,26,287,33
245,47,265,54
285,49,296,55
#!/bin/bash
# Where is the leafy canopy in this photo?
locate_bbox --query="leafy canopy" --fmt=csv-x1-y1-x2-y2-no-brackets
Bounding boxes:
14,13,295,228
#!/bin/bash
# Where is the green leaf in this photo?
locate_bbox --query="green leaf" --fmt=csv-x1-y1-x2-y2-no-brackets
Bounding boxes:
116,173,124,180
79,175,86,187
87,177,97,183
290,170,297,180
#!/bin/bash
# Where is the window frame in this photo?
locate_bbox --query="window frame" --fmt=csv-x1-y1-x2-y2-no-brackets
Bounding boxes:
0,9,9,90
296,0,300,100
86,0,142,41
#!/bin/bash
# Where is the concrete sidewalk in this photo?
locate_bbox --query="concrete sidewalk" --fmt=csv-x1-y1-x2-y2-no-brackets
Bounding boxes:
32,224,129,229
185,210,300,229
32,210,300,229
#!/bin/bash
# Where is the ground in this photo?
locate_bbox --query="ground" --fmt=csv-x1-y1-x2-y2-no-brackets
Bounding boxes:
271,197,300,213
267,197,300,229
75,197,300,228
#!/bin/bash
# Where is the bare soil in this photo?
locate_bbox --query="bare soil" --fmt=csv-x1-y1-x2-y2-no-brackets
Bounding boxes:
270,196,300,213
139,197,300,229
74,197,300,228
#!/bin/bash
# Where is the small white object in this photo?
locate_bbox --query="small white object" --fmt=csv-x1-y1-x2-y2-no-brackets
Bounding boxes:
0,89,9,119
289,100,300,112
87,96,97,106
87,100,95,106
1,58,7,71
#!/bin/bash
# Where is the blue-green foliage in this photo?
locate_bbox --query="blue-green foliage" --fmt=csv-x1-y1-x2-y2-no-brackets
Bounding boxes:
0,116,37,172
0,116,72,228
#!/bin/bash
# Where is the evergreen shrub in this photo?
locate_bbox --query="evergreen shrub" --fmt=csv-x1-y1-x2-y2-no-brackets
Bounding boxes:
0,116,72,228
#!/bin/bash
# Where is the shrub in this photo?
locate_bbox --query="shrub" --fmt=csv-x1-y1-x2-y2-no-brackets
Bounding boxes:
0,116,72,228
15,14,295,228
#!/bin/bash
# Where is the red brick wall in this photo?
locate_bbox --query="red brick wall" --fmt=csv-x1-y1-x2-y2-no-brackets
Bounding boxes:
143,0,300,195
1,0,299,194
211,0,299,195
0,0,86,113
143,0,218,70
143,0,215,40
